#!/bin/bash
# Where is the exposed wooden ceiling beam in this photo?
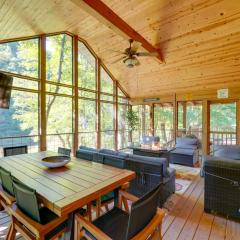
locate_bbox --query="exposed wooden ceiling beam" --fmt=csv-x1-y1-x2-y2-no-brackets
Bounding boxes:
70,0,164,62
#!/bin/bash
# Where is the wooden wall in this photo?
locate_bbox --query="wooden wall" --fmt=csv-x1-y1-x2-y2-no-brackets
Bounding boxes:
0,0,239,99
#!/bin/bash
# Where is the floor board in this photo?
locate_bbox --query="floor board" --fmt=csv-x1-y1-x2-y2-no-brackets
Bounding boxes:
1,175,240,240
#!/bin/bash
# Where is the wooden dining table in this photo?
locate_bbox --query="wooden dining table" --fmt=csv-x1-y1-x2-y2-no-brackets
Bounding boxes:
0,151,135,238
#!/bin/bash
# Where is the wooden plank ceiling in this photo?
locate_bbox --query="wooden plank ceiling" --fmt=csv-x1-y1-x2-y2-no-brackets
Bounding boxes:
0,0,239,100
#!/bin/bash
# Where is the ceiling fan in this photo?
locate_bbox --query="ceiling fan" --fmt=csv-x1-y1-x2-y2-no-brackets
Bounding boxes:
111,39,159,68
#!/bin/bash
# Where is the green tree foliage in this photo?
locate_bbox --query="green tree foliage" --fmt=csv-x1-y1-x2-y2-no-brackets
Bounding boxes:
0,34,127,151
0,39,39,141
210,103,236,131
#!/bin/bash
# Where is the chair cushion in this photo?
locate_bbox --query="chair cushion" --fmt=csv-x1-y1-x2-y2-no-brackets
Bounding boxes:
214,145,240,160
128,155,168,177
92,207,129,240
76,150,95,161
99,149,118,156
176,137,198,149
79,146,98,152
117,152,129,158
171,148,195,156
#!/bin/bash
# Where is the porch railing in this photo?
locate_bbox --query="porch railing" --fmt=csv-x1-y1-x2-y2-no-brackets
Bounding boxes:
46,133,73,152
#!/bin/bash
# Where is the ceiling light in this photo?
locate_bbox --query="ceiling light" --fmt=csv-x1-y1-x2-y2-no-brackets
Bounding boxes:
124,57,138,68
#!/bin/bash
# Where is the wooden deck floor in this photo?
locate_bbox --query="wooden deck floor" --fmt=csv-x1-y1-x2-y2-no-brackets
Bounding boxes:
162,176,240,240
1,176,240,240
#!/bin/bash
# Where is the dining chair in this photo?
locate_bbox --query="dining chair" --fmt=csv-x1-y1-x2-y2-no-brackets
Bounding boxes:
75,184,165,240
58,147,71,157
7,178,68,240
3,145,28,157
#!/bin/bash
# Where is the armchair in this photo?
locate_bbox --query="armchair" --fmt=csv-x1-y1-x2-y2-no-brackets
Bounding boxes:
170,136,200,166
74,184,165,240
203,147,240,219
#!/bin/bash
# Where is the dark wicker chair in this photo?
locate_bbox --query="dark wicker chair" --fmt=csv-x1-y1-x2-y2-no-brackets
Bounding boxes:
3,145,28,157
170,136,200,166
125,158,175,207
204,158,240,219
74,184,165,240
76,147,176,207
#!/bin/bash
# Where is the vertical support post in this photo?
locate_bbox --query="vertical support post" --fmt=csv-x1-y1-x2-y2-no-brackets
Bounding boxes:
182,101,187,133
129,104,133,143
236,100,240,144
40,35,47,151
202,100,210,155
114,83,118,150
96,59,101,149
150,104,154,136
73,35,79,156
173,93,177,144
142,105,146,136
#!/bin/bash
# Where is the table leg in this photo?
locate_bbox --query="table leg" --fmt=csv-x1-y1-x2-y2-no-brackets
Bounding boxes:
65,211,75,240
114,188,120,208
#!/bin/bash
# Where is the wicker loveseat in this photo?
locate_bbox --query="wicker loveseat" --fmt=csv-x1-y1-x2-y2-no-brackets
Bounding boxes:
76,146,175,207
203,145,240,219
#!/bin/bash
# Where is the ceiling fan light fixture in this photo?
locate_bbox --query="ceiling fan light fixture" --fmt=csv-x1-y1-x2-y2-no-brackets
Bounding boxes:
124,57,138,68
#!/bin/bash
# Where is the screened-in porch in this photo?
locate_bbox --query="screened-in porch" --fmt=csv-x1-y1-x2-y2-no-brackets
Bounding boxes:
1,0,240,240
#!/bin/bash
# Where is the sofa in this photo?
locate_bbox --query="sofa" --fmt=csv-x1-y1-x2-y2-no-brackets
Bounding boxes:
76,146,175,207
132,147,170,166
170,136,200,166
203,145,240,219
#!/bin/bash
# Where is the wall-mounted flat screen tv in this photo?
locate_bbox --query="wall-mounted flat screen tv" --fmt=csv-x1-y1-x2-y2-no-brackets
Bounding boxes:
0,72,13,109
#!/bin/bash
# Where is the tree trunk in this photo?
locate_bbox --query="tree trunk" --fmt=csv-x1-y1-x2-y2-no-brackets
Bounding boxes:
46,35,66,121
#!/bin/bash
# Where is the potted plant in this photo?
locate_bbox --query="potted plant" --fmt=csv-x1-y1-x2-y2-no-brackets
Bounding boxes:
126,109,139,147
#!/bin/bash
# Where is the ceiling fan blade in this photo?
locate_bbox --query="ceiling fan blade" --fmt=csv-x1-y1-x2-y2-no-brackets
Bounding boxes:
131,41,142,52
111,56,127,64
137,52,159,57
107,49,127,55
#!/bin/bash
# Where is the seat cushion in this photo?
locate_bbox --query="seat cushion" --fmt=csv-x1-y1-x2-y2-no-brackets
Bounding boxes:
92,207,129,240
